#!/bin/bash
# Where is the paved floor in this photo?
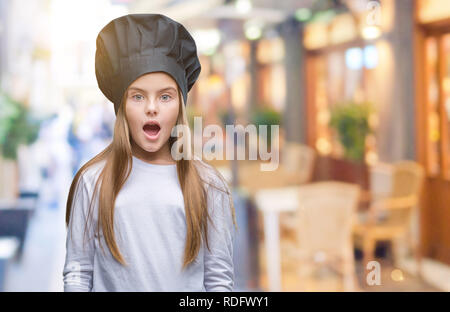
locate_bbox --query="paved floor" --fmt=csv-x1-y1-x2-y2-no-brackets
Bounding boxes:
257,243,442,292
3,199,66,291
1,200,445,292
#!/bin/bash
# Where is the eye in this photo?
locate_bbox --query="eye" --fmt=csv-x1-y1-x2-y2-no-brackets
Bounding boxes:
161,94,173,102
132,94,144,101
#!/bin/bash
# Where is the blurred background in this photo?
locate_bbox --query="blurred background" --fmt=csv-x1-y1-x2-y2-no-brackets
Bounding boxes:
0,0,449,292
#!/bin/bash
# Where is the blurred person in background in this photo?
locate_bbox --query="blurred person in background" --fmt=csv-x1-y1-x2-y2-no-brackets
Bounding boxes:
35,104,73,210
68,97,114,177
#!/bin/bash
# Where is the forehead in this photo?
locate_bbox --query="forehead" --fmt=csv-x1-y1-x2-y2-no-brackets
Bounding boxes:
128,71,178,91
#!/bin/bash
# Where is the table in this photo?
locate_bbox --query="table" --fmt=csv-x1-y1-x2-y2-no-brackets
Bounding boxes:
254,185,370,292
0,198,35,259
254,186,300,292
0,198,19,209
0,237,19,291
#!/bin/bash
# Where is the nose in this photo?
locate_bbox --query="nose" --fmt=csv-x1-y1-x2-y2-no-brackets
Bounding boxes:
145,98,159,116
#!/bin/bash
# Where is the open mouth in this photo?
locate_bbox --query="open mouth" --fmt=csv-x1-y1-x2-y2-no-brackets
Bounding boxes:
143,123,161,138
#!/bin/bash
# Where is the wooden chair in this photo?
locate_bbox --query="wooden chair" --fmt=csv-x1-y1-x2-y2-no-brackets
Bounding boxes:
279,143,316,237
238,143,316,192
281,142,316,185
282,181,361,291
353,160,425,272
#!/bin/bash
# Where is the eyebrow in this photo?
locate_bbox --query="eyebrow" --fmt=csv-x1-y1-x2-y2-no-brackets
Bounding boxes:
127,86,177,94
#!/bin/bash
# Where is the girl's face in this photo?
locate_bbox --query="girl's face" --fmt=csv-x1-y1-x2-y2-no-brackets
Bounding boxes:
125,72,180,160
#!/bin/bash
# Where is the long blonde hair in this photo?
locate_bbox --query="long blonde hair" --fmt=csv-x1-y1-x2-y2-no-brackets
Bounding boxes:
65,88,237,270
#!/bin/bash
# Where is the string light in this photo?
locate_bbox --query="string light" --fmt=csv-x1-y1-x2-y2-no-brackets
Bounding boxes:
362,25,382,40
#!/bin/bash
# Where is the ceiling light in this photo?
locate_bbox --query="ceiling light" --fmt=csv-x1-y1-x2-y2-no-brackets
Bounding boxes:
245,25,261,40
235,0,252,15
244,19,263,41
192,29,222,56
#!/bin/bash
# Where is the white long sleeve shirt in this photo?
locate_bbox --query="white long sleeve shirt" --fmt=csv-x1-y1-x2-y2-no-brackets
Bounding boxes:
63,155,236,292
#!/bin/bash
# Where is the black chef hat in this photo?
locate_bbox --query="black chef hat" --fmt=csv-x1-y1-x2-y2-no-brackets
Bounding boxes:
95,13,202,115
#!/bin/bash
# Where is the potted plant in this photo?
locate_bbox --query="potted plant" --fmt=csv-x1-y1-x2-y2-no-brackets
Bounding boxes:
249,105,281,150
0,92,42,199
329,100,374,163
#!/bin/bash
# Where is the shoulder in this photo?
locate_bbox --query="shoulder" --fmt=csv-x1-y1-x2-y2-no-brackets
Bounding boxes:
78,159,107,194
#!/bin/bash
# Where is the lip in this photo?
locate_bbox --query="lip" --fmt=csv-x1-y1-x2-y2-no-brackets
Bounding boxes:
142,120,161,141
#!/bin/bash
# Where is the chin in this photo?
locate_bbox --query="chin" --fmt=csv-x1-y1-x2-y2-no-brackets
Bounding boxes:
132,137,159,153
142,143,162,153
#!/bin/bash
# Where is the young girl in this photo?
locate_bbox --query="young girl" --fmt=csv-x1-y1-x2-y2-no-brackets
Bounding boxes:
63,14,237,292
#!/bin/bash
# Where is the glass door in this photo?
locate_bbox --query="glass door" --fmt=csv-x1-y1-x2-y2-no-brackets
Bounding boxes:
440,34,450,179
425,33,450,179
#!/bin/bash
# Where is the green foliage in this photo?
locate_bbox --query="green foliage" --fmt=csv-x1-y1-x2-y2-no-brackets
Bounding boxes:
249,106,281,148
218,108,232,128
329,101,374,162
250,106,281,127
0,92,42,160
185,105,197,130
